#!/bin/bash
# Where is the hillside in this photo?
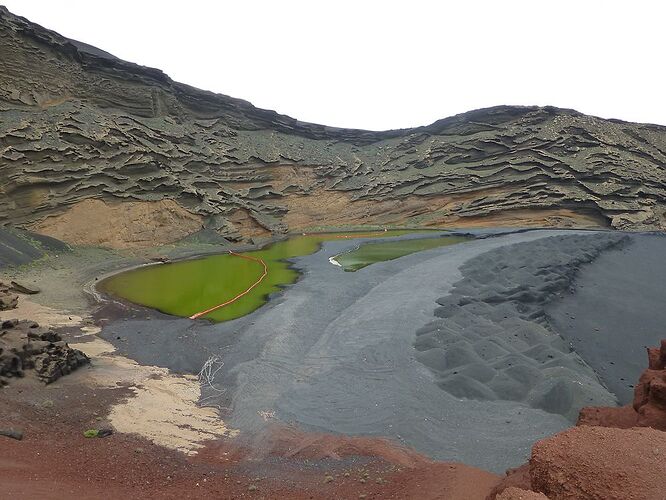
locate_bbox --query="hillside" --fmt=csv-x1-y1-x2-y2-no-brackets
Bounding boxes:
1,6,665,248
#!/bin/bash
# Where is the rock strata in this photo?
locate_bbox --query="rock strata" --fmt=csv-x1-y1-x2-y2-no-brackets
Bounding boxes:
0,319,89,385
1,6,666,247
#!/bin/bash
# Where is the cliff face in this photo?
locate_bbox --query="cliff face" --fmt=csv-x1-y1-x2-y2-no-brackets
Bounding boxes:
1,7,666,247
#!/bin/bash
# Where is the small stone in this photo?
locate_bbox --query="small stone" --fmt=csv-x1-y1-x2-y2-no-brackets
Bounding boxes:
324,475,334,483
10,281,40,295
0,428,23,440
248,484,258,491
97,428,113,438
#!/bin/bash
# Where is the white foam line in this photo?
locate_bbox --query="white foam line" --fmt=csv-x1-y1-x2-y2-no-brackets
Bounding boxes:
328,256,342,267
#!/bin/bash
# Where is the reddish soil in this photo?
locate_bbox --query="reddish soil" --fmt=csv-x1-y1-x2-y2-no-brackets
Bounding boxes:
495,487,548,500
6,325,666,500
0,372,499,499
487,464,532,498
577,404,639,428
530,425,666,500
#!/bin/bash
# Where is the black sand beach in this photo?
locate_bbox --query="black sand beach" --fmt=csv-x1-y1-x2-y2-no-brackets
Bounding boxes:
547,233,666,405
100,229,647,472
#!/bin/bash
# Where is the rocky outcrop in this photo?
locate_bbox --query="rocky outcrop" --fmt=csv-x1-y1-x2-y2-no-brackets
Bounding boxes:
632,339,666,429
0,282,18,310
9,281,39,295
0,319,89,385
1,6,666,247
0,279,39,312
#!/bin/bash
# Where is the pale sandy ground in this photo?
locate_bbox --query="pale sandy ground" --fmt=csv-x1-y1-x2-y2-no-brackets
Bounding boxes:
0,295,236,454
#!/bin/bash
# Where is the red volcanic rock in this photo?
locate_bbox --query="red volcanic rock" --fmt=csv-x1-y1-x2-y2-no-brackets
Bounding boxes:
496,487,548,500
646,340,666,370
632,340,666,430
487,464,532,499
577,404,638,428
530,426,666,500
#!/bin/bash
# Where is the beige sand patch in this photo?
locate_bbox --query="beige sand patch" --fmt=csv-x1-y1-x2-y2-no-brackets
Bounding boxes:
30,198,203,249
71,337,237,455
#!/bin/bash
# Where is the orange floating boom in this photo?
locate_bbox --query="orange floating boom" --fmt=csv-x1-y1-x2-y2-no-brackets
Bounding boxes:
189,250,268,320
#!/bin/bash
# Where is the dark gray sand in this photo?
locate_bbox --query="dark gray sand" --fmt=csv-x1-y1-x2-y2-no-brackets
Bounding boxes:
547,233,666,405
102,229,625,472
417,233,627,421
0,227,69,267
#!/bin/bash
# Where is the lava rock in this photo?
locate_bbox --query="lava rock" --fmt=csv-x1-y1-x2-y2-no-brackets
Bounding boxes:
0,428,23,440
0,319,89,385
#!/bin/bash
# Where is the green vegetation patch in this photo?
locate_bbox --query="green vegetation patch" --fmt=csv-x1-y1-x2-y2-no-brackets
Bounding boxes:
100,230,421,322
333,236,470,272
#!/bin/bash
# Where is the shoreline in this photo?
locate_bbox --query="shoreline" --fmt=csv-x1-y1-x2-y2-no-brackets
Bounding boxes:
4,225,664,493
97,229,625,472
93,228,462,323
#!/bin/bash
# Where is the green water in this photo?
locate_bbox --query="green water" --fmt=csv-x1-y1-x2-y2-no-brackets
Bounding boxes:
333,236,471,272
100,230,419,322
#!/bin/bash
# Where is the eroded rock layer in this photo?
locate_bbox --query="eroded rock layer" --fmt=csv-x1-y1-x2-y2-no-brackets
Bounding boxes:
1,7,666,247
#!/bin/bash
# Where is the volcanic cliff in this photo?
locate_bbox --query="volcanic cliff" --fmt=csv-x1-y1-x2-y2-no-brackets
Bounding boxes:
1,6,666,248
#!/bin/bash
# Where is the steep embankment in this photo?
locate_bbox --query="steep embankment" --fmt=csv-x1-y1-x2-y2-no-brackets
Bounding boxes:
1,6,666,248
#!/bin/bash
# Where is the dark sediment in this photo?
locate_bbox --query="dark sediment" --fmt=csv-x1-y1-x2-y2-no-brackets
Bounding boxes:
415,233,627,421
0,227,69,268
547,233,666,404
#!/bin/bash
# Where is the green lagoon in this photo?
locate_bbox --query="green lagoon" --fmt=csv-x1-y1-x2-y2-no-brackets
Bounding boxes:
101,230,417,322
333,236,470,271
101,231,470,322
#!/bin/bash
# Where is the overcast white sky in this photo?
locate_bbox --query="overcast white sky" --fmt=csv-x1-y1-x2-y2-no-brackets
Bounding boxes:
3,0,665,130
